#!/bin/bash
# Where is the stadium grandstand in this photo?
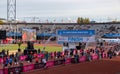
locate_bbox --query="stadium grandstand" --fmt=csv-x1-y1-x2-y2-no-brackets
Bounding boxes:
0,22,120,44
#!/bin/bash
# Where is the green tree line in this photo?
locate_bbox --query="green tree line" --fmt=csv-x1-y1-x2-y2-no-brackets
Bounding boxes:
77,17,90,24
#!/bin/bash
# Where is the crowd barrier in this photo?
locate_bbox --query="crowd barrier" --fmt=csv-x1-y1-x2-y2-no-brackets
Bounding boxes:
20,56,27,61
0,53,109,74
8,66,22,74
92,54,98,60
79,56,86,62
0,58,3,63
23,64,34,72
65,58,71,64
20,54,44,61
0,68,8,74
46,61,54,68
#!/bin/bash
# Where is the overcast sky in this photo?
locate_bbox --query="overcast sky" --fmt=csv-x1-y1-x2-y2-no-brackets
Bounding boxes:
0,0,120,22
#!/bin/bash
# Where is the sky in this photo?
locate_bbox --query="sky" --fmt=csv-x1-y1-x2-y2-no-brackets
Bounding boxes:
0,0,120,22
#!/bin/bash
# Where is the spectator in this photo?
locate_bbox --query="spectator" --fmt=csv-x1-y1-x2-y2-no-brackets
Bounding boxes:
35,56,38,63
7,49,9,56
108,49,113,59
4,57,9,67
74,53,79,63
38,48,41,54
45,51,49,61
41,57,47,69
9,57,13,66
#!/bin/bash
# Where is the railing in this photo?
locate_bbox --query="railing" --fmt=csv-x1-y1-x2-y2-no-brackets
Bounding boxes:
0,53,111,74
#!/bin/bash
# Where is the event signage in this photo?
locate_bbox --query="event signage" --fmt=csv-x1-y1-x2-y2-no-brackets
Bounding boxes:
92,54,98,60
46,61,54,68
54,59,64,66
0,58,3,63
8,66,22,74
68,37,83,42
0,69,8,74
23,64,34,72
57,30,95,36
65,58,71,64
103,34,120,37
57,30,95,43
0,52,110,74
79,56,87,62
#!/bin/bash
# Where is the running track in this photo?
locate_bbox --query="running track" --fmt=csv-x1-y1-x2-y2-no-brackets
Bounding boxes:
24,56,120,74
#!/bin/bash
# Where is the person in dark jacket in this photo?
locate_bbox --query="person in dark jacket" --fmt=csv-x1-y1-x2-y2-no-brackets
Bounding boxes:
108,49,113,59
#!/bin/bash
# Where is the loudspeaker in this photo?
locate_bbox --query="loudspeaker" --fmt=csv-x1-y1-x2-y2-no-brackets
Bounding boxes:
0,30,6,39
76,46,81,50
27,41,34,50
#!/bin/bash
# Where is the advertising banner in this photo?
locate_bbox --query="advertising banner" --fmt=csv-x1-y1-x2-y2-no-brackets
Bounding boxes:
0,68,8,74
37,54,44,58
20,56,27,61
57,30,95,36
34,63,44,69
0,58,3,63
23,64,34,72
92,54,98,60
65,58,71,64
54,59,64,66
8,66,22,74
57,30,95,44
46,61,54,68
79,56,87,62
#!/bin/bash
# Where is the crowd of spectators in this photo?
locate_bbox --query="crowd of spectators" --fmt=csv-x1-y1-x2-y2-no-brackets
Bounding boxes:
0,42,120,69
0,23,120,38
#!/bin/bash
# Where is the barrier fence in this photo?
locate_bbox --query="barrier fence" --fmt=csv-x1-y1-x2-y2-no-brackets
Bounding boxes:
0,54,104,74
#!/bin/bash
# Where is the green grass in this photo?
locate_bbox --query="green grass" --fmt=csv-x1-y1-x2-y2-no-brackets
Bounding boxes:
0,44,62,52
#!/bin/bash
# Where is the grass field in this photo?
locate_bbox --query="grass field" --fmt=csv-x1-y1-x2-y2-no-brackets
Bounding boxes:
0,44,62,53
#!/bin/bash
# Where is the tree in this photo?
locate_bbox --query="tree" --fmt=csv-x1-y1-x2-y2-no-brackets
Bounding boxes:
77,17,90,24
84,18,90,23
77,17,81,24
0,20,4,25
80,17,84,23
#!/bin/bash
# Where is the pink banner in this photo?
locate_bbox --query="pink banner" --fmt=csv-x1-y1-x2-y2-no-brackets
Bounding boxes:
46,61,54,68
92,54,98,60
79,56,86,62
65,58,71,64
0,58,3,63
20,56,27,61
37,54,44,58
0,68,8,74
23,64,34,72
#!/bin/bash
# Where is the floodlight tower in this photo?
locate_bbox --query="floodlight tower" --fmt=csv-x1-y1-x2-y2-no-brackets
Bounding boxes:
7,0,17,40
7,0,16,22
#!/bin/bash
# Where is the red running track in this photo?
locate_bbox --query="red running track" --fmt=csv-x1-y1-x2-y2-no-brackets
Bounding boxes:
24,56,120,74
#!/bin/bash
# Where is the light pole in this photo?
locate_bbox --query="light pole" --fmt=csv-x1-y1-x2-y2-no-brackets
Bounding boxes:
7,0,16,42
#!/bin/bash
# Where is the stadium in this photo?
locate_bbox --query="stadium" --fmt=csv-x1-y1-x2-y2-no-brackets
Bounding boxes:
0,0,120,74
0,22,120,74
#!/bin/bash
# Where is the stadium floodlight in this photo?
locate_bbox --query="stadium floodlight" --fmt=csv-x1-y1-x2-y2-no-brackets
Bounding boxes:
7,0,16,23
7,0,17,40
